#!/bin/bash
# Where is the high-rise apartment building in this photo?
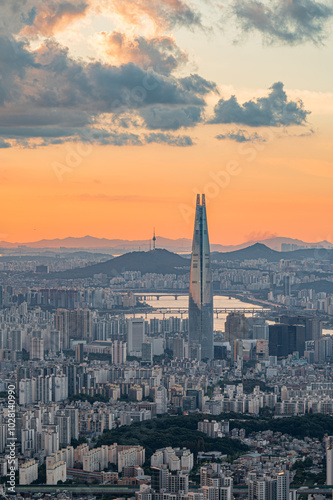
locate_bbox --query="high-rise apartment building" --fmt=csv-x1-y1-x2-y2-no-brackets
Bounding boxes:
70,309,92,342
189,194,214,360
10,330,22,351
127,318,145,357
269,324,305,358
111,340,127,365
54,413,71,446
326,437,333,485
154,385,168,414
248,471,289,500
315,336,332,363
55,308,92,346
64,407,79,441
172,336,185,359
142,342,153,363
225,313,248,343
29,337,44,360
280,315,322,341
277,471,289,500
75,343,84,363
55,309,70,349
19,460,38,485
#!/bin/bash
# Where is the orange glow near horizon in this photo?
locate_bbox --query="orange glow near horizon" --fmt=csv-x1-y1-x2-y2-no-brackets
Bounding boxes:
1,122,332,245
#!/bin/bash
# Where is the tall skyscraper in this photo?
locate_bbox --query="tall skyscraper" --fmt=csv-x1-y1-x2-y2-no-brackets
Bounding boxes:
188,194,214,360
75,343,84,363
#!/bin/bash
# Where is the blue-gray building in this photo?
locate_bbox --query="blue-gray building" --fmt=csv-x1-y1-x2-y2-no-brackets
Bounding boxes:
188,194,214,360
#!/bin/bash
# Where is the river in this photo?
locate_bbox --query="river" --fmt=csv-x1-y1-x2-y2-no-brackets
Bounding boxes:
134,294,263,331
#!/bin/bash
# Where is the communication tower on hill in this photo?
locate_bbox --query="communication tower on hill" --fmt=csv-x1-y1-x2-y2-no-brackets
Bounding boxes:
153,228,156,251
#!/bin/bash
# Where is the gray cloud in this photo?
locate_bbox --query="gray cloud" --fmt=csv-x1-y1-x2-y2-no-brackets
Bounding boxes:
145,133,194,146
0,123,194,148
0,36,38,106
231,0,333,45
0,127,80,138
15,40,209,112
82,130,143,146
216,130,266,142
167,3,202,29
0,140,11,149
140,106,203,130
179,74,218,95
0,123,144,146
0,108,92,128
0,35,216,146
209,82,310,127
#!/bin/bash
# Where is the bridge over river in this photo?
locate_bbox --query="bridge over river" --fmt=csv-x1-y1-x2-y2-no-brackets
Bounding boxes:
129,307,271,318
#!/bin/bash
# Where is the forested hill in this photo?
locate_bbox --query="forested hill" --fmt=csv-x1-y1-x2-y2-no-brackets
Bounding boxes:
96,413,333,461
97,415,248,460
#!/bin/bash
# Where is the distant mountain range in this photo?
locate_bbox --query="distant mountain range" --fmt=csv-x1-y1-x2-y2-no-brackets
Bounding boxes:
45,243,333,279
212,243,333,263
0,235,332,253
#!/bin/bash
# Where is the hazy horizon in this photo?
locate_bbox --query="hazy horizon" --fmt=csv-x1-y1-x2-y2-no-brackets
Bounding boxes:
0,232,332,248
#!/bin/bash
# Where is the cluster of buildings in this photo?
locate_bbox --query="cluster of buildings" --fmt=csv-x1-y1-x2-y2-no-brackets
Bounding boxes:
2,354,333,484
17,442,145,485
0,284,139,311
151,447,194,473
1,195,333,499
136,451,292,500
0,253,109,273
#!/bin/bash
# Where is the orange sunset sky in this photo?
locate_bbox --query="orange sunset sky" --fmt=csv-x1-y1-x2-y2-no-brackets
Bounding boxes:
0,0,332,245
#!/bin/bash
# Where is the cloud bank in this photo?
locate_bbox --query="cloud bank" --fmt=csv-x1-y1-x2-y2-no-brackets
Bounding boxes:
231,0,333,45
209,82,310,127
0,34,214,146
216,130,266,143
0,0,315,148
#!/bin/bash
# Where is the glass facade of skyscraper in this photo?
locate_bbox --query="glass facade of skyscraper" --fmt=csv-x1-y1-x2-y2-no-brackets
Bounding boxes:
188,194,214,360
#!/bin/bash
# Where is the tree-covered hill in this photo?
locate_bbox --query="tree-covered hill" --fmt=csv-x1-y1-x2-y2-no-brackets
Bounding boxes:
212,412,333,440
96,413,333,465
228,413,333,440
96,415,248,460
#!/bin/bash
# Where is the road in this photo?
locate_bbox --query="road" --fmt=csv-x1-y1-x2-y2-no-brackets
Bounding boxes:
15,485,139,496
